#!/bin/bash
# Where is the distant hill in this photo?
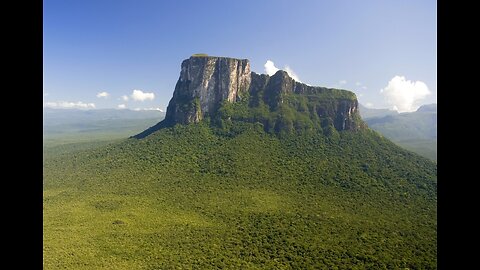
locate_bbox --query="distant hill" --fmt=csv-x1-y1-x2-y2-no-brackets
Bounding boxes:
44,108,164,124
416,103,437,112
359,104,437,160
43,108,165,144
358,104,398,119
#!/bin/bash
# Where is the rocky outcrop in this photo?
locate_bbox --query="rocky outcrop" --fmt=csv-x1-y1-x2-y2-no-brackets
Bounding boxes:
164,56,251,124
253,70,362,131
134,55,364,139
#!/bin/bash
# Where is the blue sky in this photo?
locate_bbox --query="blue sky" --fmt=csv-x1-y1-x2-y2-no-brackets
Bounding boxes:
43,0,436,112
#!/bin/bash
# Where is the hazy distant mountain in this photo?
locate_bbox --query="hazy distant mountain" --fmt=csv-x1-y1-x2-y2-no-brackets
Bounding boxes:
43,108,165,142
416,103,437,113
359,104,437,160
358,104,398,119
44,108,164,124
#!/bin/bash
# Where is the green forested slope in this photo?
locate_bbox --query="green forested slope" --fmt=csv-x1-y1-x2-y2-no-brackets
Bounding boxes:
44,122,436,269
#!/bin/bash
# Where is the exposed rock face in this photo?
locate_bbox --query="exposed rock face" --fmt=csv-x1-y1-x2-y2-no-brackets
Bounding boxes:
332,99,360,131
253,70,361,131
134,55,363,139
164,56,251,124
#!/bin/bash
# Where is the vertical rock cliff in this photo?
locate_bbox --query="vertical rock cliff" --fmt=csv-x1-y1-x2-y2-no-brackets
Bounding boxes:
164,56,251,124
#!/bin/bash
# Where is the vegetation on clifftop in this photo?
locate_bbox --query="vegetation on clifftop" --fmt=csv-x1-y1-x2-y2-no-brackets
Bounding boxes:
212,89,361,136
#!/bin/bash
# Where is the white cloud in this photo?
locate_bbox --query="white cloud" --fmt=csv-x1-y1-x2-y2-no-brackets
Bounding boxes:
339,80,347,85
131,89,155,101
380,75,430,113
361,86,368,90
118,104,126,109
355,82,362,86
96,91,109,98
365,102,374,108
134,107,164,112
264,60,301,82
44,101,95,109
358,93,364,97
264,60,279,76
121,95,129,101
284,65,301,82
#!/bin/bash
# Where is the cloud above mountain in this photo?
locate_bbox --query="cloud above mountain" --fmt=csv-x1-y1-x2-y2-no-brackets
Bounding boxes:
380,76,430,113
131,89,155,101
264,60,279,76
44,101,95,109
264,60,301,82
96,91,109,98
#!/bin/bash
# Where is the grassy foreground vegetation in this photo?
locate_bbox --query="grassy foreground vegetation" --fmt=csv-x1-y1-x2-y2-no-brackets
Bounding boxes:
44,121,436,269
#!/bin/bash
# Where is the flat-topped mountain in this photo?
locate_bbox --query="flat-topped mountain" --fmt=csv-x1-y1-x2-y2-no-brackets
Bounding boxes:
135,56,364,138
44,55,437,268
